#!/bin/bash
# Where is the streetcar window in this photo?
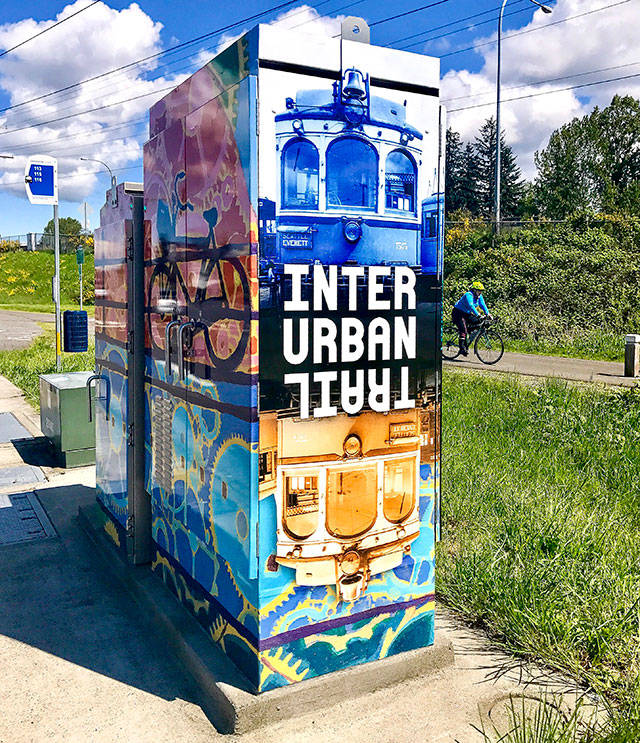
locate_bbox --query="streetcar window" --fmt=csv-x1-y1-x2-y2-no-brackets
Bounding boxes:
283,473,319,538
383,457,415,523
281,140,319,209
385,150,416,212
326,137,378,209
326,465,377,538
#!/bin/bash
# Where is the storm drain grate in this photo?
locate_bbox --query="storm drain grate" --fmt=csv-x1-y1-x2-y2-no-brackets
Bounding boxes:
0,491,56,546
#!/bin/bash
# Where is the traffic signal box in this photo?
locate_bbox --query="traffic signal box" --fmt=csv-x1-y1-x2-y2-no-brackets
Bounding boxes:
93,20,444,692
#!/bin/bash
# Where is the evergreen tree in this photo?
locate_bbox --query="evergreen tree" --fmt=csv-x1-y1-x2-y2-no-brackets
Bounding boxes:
444,129,480,215
445,128,466,214
473,117,524,220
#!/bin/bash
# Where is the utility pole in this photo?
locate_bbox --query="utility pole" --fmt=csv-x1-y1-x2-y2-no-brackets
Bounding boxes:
53,204,62,371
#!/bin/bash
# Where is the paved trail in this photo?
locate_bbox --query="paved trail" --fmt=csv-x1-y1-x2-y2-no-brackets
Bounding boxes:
445,350,636,387
0,309,94,351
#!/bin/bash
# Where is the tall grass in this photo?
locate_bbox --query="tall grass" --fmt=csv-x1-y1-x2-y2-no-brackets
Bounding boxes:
438,370,640,741
0,328,95,409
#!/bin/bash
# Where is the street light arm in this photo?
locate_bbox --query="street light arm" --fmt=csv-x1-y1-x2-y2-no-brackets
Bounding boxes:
79,156,114,181
79,155,117,207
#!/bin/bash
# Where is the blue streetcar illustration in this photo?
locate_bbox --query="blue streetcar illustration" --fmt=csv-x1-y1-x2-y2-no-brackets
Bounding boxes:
258,68,440,273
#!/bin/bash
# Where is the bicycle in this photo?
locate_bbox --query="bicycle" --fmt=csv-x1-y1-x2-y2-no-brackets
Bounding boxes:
441,316,504,365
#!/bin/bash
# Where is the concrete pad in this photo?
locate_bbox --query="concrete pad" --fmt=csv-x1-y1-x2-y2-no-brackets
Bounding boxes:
0,464,45,488
79,502,455,734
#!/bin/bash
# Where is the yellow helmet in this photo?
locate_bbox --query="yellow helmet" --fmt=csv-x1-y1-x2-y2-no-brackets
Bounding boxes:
472,281,485,291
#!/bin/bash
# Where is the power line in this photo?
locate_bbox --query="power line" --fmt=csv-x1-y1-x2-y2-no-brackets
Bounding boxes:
442,60,640,103
0,0,362,133
0,1,100,59
389,1,529,49
448,70,640,112
0,0,445,140
440,0,632,58
0,86,175,138
369,0,451,27
0,0,304,117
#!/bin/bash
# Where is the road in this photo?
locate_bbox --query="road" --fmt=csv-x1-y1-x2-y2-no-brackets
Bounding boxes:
0,309,94,351
445,349,636,387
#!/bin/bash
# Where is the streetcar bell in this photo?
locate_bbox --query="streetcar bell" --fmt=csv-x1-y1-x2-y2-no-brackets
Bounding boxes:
342,69,366,101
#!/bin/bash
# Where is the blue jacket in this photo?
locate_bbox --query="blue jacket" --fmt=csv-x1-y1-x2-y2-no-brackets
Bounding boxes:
455,291,489,317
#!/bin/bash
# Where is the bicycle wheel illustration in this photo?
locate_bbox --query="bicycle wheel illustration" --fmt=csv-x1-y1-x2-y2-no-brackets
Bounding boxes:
195,256,252,372
474,328,504,365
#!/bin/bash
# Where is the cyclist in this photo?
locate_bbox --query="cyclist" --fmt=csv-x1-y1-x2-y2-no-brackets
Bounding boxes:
452,281,493,356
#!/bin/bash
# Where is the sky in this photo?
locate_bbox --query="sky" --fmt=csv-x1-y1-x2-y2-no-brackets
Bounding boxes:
0,0,638,235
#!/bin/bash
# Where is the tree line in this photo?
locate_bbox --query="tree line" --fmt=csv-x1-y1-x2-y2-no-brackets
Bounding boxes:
445,94,640,221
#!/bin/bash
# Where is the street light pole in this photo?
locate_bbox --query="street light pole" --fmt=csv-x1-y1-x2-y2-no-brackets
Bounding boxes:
494,0,552,235
80,156,117,207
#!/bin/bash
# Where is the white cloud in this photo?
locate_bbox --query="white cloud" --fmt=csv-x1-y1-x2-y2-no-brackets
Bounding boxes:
439,0,640,179
0,2,349,205
0,1,188,201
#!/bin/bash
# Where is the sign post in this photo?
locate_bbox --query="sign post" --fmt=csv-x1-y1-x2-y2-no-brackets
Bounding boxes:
76,247,84,311
25,156,60,371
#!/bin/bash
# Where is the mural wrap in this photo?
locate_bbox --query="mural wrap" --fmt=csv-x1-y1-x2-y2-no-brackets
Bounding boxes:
94,24,442,693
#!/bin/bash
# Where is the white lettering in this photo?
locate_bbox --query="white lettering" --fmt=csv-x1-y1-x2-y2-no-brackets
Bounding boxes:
368,317,391,361
313,318,338,364
284,373,310,419
394,366,415,410
394,316,416,359
283,264,309,311
340,369,365,414
342,266,364,311
368,368,390,412
283,318,308,365
368,266,391,311
341,318,365,363
394,267,416,310
313,264,338,311
314,371,338,418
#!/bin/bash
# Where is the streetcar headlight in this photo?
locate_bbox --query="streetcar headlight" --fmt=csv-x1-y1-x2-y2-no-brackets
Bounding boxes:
340,550,361,576
342,219,362,243
343,433,362,457
292,119,304,134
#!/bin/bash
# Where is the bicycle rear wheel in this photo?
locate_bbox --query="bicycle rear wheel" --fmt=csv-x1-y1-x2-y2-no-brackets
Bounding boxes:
441,323,461,360
474,328,504,365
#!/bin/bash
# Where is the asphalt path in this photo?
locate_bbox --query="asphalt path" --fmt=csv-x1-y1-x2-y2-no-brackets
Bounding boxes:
445,350,636,387
0,309,94,351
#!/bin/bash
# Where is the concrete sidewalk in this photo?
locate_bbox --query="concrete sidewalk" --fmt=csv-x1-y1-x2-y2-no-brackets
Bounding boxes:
445,349,636,387
0,374,599,742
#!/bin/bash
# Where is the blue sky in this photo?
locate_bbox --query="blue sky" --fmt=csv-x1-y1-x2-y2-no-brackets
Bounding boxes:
0,0,637,235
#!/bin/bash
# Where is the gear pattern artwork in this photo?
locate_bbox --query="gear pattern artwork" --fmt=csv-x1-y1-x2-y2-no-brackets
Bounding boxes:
91,31,442,693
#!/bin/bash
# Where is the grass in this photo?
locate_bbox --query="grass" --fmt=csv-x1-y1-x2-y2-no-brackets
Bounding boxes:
0,327,95,410
0,250,94,310
438,369,640,741
502,329,624,363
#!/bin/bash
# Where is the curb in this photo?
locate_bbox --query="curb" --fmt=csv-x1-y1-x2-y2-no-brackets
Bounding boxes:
79,502,455,734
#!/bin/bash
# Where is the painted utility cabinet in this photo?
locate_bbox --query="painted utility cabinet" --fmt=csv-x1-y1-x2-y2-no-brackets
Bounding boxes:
94,19,443,692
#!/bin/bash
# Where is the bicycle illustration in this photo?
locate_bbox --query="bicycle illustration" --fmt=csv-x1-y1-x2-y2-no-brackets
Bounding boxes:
441,316,504,365
147,173,252,375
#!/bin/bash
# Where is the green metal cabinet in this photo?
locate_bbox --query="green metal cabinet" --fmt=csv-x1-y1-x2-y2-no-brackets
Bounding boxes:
39,372,96,468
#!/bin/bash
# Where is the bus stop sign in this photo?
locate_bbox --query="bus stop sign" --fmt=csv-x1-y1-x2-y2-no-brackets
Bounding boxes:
24,155,58,205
